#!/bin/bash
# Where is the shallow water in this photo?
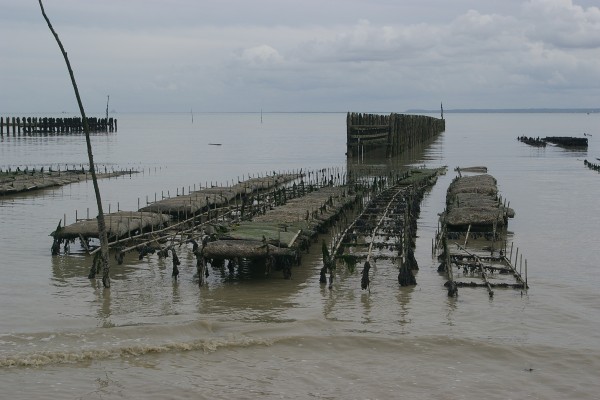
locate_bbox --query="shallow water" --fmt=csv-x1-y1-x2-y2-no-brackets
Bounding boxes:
1,112,599,399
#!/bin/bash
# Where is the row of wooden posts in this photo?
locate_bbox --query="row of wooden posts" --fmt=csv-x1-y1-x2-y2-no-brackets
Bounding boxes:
346,112,445,158
0,116,117,135
584,159,600,172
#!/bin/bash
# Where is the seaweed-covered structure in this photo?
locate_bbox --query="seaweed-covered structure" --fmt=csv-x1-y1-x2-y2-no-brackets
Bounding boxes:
441,174,513,230
203,186,357,270
139,173,301,217
517,136,546,147
435,171,527,297
0,169,135,196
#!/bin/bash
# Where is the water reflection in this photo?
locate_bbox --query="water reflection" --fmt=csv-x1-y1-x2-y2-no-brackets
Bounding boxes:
172,281,181,305
396,285,414,326
50,252,90,282
96,283,113,327
360,290,373,324
347,134,445,183
445,295,457,327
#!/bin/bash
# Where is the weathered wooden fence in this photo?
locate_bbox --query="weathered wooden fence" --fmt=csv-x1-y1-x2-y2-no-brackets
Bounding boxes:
346,112,445,158
0,116,116,135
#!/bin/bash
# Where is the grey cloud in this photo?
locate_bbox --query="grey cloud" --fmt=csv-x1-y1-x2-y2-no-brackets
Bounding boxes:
523,0,600,49
1,0,599,112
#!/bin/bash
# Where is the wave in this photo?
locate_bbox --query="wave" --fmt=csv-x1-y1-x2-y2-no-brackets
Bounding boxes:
4,318,600,371
0,317,331,368
0,334,276,368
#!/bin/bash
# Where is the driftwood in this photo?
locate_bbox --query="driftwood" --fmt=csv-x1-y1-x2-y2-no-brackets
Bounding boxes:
455,166,488,173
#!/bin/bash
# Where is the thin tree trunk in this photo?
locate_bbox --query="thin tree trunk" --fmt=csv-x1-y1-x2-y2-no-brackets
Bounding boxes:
39,0,111,288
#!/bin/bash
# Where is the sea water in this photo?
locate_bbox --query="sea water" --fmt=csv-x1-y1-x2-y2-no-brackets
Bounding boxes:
0,112,599,399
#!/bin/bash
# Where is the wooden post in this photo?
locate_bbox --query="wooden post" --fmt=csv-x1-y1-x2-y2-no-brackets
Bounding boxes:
525,259,528,289
520,253,523,276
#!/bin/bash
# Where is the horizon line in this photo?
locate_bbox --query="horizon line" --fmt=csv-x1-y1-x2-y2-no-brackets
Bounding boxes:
2,107,599,115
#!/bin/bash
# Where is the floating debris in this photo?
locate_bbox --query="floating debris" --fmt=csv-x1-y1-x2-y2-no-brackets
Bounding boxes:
455,166,488,174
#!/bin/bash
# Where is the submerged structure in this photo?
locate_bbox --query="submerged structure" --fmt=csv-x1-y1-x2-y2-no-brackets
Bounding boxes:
0,168,135,196
435,169,528,297
49,111,449,289
327,168,446,289
517,135,587,148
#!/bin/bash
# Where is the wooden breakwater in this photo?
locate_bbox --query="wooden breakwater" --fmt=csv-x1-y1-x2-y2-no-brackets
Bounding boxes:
544,136,587,147
0,116,116,135
517,135,588,148
584,159,600,172
517,136,546,147
346,112,445,158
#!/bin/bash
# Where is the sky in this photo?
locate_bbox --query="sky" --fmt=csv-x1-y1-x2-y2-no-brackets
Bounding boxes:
1,0,599,113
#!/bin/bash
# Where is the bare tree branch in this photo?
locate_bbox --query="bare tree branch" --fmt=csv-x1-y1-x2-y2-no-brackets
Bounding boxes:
39,0,111,288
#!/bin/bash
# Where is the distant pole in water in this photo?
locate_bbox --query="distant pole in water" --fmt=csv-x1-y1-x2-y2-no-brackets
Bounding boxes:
105,95,109,131
441,102,444,120
191,108,194,124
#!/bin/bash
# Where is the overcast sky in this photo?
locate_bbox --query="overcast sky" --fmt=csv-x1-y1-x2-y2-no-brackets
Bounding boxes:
1,0,599,113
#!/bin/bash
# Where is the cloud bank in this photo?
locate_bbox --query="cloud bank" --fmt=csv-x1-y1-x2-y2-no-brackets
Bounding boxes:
1,0,599,112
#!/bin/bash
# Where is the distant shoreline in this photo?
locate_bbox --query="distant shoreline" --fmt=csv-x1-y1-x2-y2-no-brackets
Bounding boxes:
3,109,599,115
406,108,600,114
